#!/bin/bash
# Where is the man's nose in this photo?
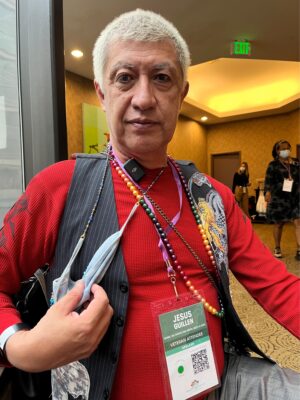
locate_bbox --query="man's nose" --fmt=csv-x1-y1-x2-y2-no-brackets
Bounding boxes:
131,78,156,110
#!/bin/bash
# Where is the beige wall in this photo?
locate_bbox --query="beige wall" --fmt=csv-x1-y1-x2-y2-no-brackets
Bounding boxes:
207,110,300,195
168,116,207,172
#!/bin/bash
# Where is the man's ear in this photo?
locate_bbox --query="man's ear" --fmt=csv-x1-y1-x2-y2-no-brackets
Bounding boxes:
181,81,189,103
94,80,106,111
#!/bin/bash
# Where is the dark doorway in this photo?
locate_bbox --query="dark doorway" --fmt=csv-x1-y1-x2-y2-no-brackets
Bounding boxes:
211,152,241,190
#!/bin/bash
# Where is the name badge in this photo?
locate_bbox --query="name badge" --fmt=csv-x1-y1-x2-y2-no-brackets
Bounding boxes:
152,296,220,400
282,178,293,192
243,186,247,194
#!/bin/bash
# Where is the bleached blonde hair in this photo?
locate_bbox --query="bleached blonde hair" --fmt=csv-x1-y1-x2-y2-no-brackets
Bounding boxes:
93,9,191,90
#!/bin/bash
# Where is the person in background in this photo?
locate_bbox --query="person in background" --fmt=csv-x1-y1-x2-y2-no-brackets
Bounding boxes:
232,161,250,216
265,140,300,260
0,10,299,400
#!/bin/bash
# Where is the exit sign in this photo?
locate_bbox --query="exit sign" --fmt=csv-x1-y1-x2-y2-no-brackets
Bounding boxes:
231,40,251,56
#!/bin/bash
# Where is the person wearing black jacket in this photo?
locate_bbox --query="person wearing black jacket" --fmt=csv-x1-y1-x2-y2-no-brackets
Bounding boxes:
232,161,250,216
264,140,300,260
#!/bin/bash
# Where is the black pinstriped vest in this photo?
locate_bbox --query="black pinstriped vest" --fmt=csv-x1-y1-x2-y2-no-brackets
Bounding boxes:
46,154,268,400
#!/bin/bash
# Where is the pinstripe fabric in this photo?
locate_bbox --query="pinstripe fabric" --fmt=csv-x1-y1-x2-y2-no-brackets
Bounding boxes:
47,154,128,400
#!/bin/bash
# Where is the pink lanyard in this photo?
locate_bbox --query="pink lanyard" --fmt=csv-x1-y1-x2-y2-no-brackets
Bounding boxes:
112,149,183,265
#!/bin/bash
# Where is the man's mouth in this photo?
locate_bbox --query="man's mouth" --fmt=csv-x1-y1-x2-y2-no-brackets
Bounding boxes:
126,118,159,127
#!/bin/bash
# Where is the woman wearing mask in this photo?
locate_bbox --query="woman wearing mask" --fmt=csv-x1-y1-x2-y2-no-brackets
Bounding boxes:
232,161,250,216
264,140,300,260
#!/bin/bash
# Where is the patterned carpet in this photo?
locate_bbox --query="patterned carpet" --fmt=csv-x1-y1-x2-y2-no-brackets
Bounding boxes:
230,221,300,372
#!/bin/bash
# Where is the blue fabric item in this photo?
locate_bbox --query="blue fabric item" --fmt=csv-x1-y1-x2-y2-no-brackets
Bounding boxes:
52,202,138,307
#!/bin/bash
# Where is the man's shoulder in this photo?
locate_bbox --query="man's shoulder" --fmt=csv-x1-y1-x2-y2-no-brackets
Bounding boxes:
30,159,76,191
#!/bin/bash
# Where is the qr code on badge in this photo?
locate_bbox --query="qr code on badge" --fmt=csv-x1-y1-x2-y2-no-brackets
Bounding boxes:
191,349,209,374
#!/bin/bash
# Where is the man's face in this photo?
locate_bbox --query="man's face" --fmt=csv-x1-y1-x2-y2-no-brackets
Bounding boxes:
95,39,189,164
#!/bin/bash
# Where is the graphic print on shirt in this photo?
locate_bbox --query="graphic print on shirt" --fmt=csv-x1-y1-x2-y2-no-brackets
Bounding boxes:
51,361,90,400
0,227,5,248
0,193,31,248
189,172,228,272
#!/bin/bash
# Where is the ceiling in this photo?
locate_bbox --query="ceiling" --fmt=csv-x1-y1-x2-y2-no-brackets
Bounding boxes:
63,0,300,125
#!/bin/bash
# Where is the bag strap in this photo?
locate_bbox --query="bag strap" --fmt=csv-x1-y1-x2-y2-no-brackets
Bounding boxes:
34,265,50,306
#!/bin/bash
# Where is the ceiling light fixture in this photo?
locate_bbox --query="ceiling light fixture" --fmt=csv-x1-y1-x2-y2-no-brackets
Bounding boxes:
71,49,83,58
200,116,208,122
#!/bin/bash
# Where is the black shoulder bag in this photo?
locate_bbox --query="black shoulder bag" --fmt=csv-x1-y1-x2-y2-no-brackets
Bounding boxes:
7,265,52,400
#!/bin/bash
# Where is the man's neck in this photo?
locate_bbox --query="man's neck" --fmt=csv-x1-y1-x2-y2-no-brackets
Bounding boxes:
111,147,168,169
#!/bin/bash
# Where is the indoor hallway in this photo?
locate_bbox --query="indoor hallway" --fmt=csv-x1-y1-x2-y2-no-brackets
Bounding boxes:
230,222,300,372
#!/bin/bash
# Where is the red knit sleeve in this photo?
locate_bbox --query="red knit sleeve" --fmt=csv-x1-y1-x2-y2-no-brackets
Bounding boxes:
208,176,300,339
0,160,75,335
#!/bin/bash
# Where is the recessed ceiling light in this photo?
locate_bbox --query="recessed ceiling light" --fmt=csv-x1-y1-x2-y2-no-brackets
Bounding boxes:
200,116,208,122
71,49,83,58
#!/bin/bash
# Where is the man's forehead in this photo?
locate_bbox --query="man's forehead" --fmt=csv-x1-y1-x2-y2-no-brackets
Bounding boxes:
107,39,178,61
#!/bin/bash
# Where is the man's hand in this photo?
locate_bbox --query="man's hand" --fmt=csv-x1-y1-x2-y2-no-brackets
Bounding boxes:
5,281,113,372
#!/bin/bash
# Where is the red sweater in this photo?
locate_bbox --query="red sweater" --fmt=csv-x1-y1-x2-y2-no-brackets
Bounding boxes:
0,160,299,400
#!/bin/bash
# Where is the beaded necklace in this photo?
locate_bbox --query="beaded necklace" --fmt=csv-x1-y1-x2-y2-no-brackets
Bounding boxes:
112,155,224,319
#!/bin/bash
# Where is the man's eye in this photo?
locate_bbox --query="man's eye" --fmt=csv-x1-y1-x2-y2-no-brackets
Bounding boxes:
154,74,171,83
116,74,133,84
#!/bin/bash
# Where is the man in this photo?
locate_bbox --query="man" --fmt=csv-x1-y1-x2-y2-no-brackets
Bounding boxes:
0,9,299,400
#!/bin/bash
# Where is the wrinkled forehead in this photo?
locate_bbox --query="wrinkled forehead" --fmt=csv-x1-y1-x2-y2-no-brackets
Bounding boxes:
104,38,183,76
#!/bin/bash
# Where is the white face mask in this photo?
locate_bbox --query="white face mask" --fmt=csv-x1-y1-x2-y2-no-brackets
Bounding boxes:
279,149,290,159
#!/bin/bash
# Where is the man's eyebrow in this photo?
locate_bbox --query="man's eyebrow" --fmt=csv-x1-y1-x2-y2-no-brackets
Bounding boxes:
152,62,181,76
109,62,135,78
152,62,173,70
108,61,180,81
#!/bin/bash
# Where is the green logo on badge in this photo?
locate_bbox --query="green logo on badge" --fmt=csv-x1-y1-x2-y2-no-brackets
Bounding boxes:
178,365,184,374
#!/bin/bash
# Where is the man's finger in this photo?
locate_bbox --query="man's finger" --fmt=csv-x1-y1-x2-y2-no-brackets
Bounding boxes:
80,285,112,322
54,280,85,314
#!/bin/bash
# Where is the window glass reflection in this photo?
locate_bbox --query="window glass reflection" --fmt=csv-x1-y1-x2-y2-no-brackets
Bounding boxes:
0,0,24,223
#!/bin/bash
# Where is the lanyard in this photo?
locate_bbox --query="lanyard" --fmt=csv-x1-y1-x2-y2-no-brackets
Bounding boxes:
112,150,184,288
279,159,292,180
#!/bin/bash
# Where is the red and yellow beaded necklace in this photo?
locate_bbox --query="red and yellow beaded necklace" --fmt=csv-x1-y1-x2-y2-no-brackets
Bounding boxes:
111,155,224,319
